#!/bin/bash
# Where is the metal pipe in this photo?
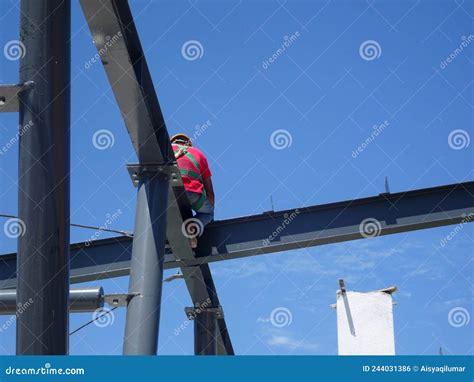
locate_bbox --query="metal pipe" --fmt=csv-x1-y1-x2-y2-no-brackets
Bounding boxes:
0,288,103,315
16,0,71,354
66,287,104,312
123,171,169,355
194,310,218,355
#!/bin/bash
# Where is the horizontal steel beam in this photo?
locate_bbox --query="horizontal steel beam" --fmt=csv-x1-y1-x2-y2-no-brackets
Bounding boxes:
198,181,474,262
2,181,472,288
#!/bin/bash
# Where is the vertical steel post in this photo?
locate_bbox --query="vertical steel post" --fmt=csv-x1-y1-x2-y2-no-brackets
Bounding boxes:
123,170,169,355
16,0,70,355
194,310,218,355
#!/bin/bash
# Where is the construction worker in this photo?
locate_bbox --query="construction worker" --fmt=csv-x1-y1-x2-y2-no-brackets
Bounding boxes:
171,133,215,248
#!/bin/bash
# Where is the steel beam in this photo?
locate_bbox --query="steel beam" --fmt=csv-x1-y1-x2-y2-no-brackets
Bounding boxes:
79,0,233,355
16,0,71,355
79,0,173,163
196,181,474,261
194,310,218,356
2,181,472,289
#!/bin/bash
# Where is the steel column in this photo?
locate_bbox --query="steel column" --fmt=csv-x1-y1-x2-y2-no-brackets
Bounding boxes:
16,0,70,355
123,171,169,355
194,310,218,356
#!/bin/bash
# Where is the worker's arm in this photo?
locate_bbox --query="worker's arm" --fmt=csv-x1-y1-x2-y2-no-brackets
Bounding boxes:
203,177,215,207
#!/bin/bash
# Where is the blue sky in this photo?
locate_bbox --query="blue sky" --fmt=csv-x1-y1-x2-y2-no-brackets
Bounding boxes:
0,0,473,355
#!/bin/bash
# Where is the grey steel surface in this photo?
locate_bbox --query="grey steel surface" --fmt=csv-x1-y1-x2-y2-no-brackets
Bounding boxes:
104,293,137,308
3,181,471,289
79,0,173,164
123,172,169,355
0,84,23,112
0,288,104,315
194,310,218,356
68,287,104,312
16,0,71,355
79,0,233,355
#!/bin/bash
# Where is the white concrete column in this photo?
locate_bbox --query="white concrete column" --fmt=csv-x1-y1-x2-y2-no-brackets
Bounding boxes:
334,287,396,355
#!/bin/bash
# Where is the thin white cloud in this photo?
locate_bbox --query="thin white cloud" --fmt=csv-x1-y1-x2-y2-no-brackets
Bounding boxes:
431,296,473,312
267,334,319,351
213,238,423,280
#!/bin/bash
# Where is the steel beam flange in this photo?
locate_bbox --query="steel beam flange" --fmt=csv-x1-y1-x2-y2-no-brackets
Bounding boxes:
126,163,181,187
185,305,224,320
0,82,34,113
103,293,138,307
